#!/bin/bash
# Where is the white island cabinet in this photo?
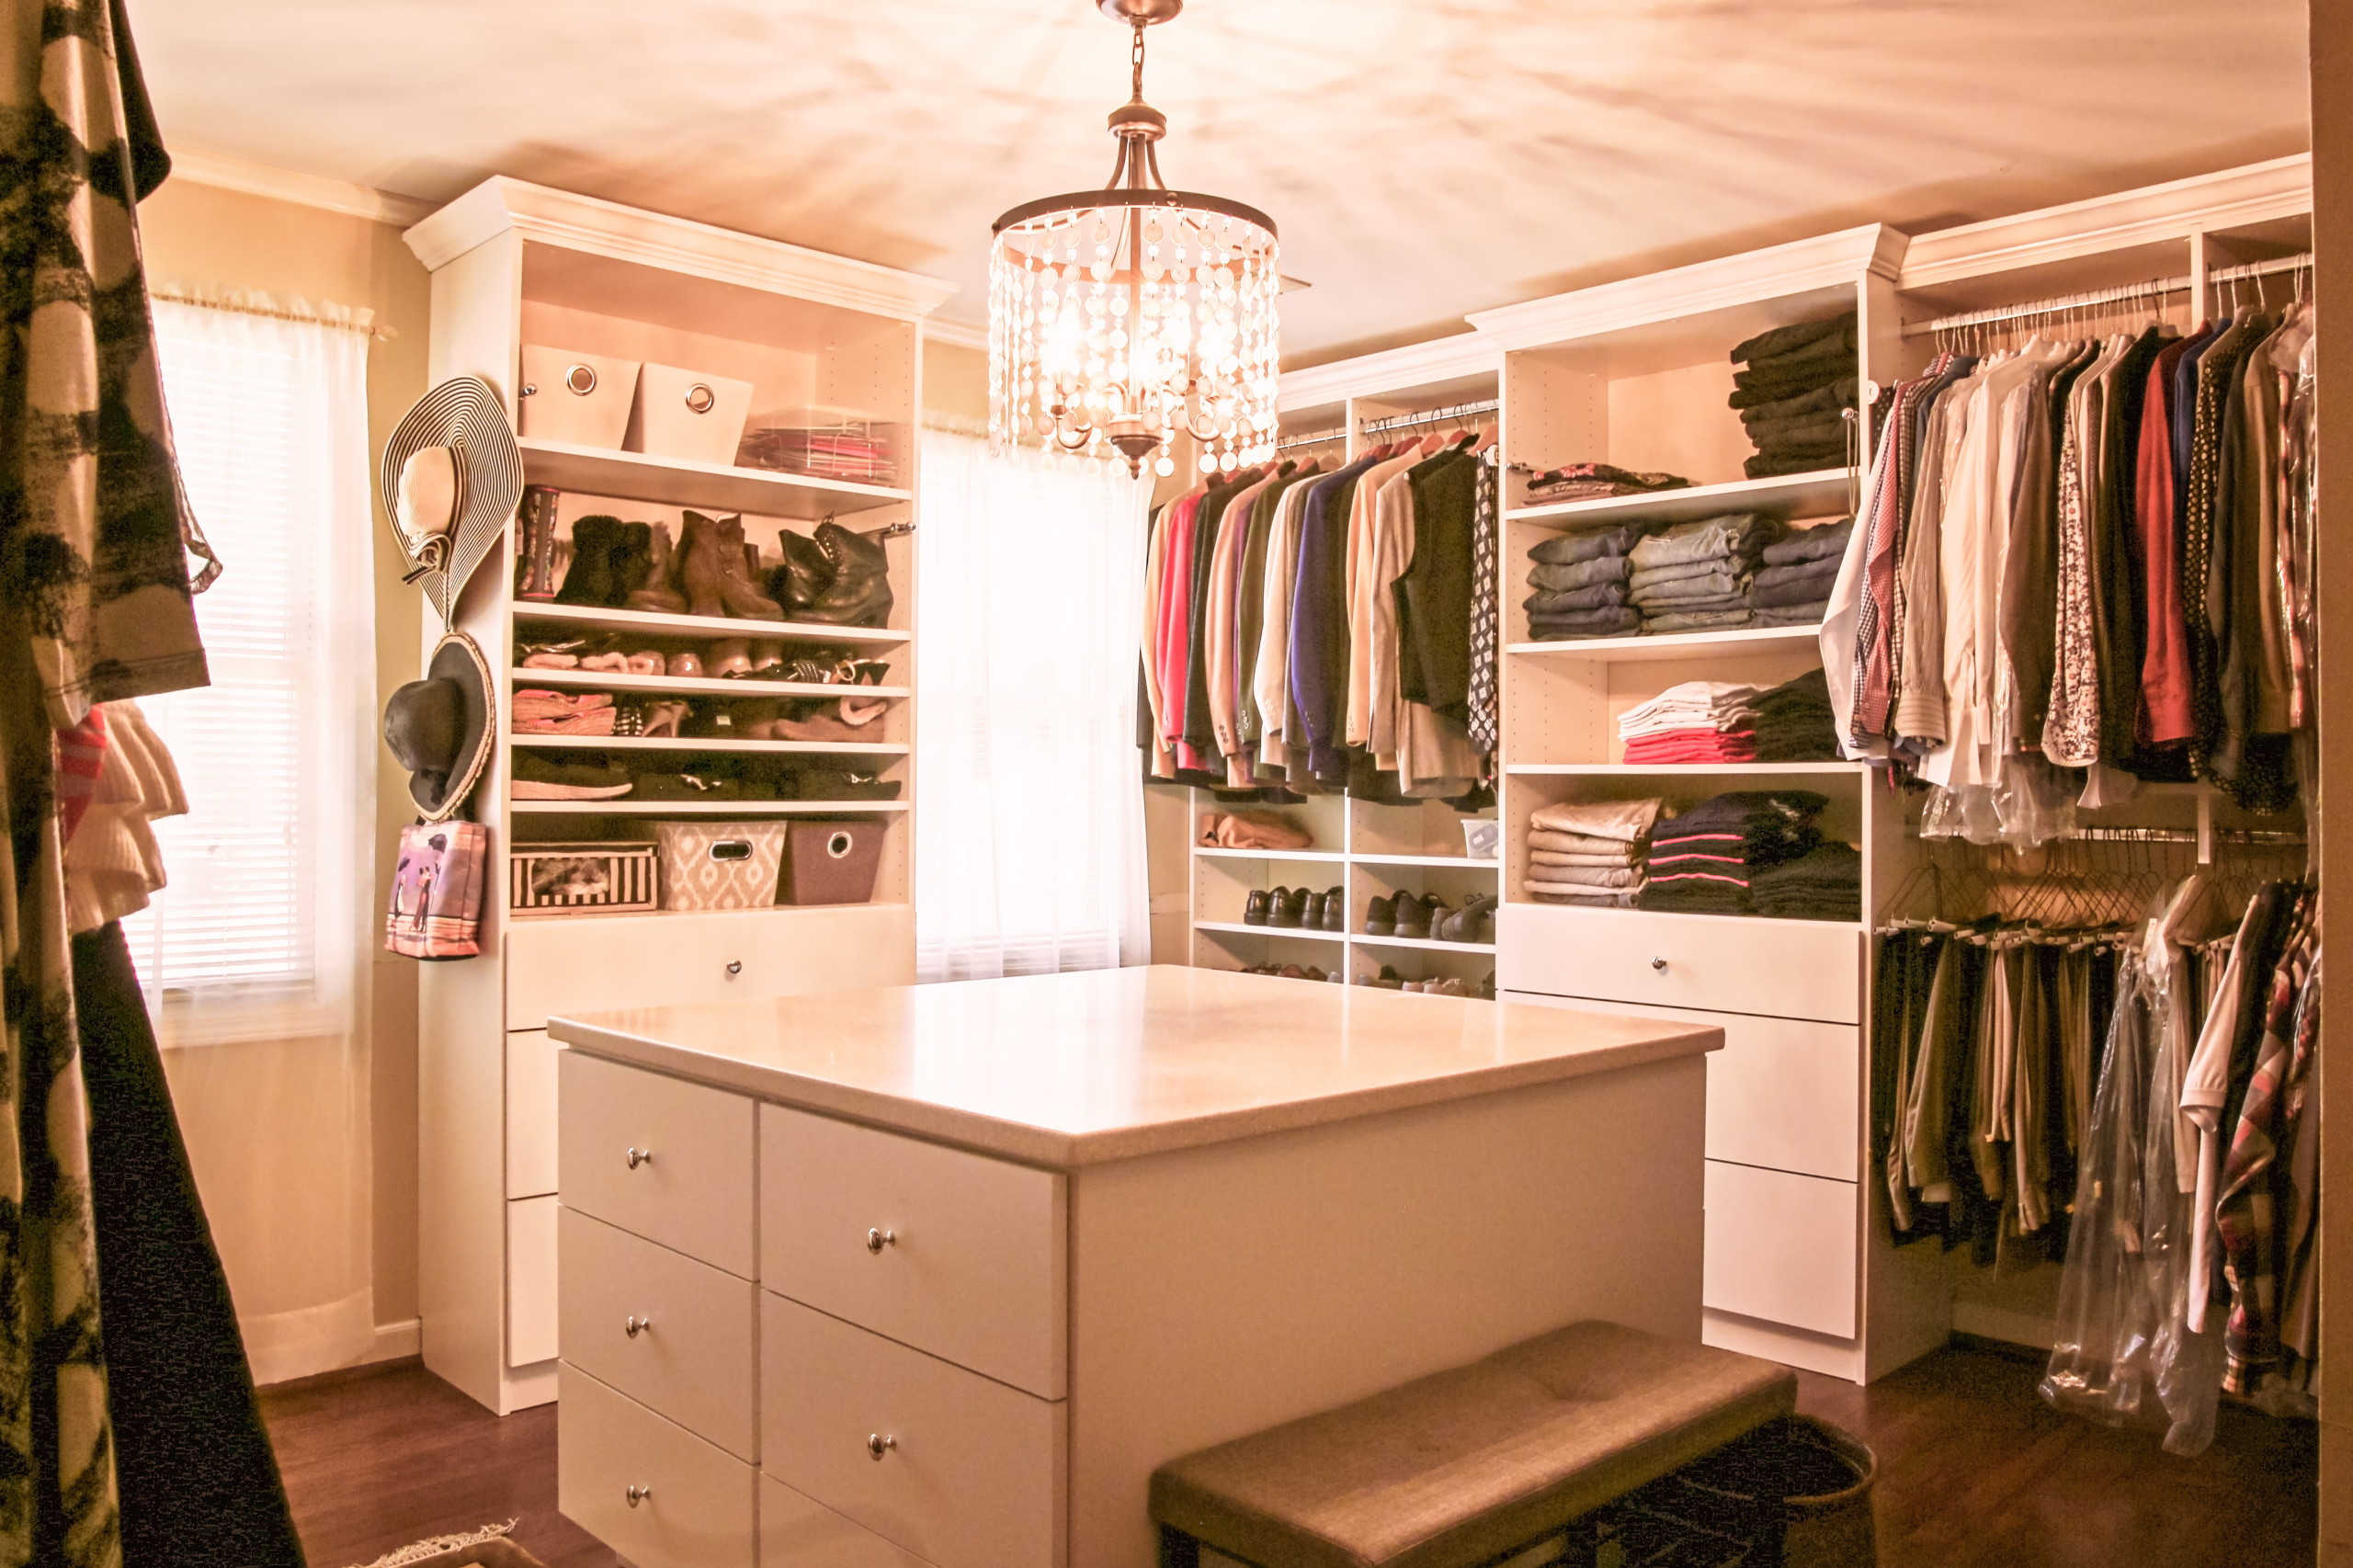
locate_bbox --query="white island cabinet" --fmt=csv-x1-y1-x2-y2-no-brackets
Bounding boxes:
547,963,1719,1568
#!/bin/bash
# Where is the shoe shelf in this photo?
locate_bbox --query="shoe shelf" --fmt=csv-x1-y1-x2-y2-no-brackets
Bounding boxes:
1354,932,1498,954
509,667,910,701
1505,469,1851,529
1193,847,1349,863
1193,920,1347,944
511,734,907,757
1505,625,1824,662
518,437,913,520
513,601,910,647
511,800,912,816
1505,760,1865,776
508,901,914,924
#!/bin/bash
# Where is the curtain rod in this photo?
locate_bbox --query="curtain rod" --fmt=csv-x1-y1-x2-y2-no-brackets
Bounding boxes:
1278,397,1499,451
1903,251,2312,339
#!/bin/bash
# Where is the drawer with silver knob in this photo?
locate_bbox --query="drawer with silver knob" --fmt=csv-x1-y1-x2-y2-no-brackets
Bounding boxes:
558,1362,754,1568
761,1293,1063,1568
1497,902,1861,1024
560,1051,756,1278
561,1205,757,1459
760,1103,1066,1398
761,1471,936,1568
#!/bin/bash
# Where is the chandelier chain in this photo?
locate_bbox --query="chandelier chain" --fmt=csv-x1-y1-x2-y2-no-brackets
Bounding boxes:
1131,21,1146,99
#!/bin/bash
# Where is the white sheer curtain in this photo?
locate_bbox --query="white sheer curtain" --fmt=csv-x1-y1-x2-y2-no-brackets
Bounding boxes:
914,430,1151,981
123,295,378,1384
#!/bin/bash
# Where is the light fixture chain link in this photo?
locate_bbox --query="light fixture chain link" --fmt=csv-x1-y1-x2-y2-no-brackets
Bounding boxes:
1132,21,1146,99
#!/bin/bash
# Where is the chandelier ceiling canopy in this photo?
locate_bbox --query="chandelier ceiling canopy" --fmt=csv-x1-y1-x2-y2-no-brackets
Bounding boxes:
988,0,1280,477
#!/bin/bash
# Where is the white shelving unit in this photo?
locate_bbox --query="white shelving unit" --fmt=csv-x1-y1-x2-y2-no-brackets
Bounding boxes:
403,176,952,1415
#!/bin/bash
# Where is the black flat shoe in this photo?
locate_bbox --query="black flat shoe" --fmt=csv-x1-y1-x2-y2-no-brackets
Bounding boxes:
1438,892,1498,944
1392,893,1434,940
1268,887,1304,928
1243,889,1272,926
1321,885,1347,931
1301,890,1327,930
1363,893,1396,936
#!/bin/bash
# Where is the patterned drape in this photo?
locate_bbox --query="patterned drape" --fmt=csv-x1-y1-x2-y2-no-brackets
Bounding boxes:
0,2,213,1562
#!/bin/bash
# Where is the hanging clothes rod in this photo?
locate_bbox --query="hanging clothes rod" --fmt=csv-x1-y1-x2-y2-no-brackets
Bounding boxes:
1279,398,1499,452
1902,251,2313,339
2057,825,2307,846
1274,425,1349,452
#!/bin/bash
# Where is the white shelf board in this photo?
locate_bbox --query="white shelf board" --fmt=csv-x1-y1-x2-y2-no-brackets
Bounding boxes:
509,901,911,924
1506,625,1824,662
1504,899,1862,932
1194,847,1348,863
510,667,908,700
514,601,908,646
519,437,910,518
1506,761,1865,776
1506,470,1851,528
511,734,905,756
511,800,908,815
1193,920,1347,944
1353,932,1497,954
1349,854,1501,869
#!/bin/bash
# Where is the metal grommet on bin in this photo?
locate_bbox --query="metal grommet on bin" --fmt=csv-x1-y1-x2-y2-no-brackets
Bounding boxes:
563,362,598,395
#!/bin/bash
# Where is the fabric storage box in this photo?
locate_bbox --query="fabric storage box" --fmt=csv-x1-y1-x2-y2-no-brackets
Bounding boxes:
511,841,658,915
517,347,641,449
779,820,885,906
656,821,788,911
624,363,755,465
1462,818,1502,860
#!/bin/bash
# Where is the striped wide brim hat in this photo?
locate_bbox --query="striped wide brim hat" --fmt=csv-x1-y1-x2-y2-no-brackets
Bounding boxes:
380,375,523,621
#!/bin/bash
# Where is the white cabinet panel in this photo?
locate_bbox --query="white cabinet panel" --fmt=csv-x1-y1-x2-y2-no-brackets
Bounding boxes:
507,1028,559,1199
562,1207,758,1460
560,1051,756,1278
559,1363,756,1568
763,1473,938,1568
761,1104,1066,1398
1498,903,1860,1024
1701,1161,1858,1338
507,1195,558,1368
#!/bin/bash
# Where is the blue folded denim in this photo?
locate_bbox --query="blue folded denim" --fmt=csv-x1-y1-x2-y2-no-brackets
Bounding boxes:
1528,554,1631,592
1628,513,1784,571
1528,521,1656,566
1631,572,1752,608
1760,517,1856,566
1529,606,1643,639
1526,582,1630,616
1753,601,1830,626
1643,608,1756,632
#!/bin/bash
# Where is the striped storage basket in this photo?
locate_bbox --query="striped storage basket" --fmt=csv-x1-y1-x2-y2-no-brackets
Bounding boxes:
510,841,658,915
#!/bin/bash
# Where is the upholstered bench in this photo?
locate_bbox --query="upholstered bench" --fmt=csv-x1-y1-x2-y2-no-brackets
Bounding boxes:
1149,1320,1800,1568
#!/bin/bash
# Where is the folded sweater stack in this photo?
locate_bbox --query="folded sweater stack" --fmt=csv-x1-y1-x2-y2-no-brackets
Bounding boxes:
1749,667,1840,762
1624,512,1787,632
1747,517,1853,627
1523,797,1662,908
1617,680,1762,765
1522,463,1689,506
1522,520,1665,641
1637,790,1826,915
1747,841,1862,922
1729,314,1859,480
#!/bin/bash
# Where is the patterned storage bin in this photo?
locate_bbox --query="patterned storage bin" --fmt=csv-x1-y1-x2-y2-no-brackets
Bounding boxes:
655,821,788,911
510,841,658,915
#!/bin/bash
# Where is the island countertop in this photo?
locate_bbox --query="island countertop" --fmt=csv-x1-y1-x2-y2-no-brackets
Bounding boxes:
547,964,1719,1168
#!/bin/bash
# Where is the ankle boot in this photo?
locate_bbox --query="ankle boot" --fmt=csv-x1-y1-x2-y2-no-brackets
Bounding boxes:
676,511,726,619
626,521,687,613
768,528,835,618
606,521,654,608
706,513,785,620
796,522,893,627
553,515,623,606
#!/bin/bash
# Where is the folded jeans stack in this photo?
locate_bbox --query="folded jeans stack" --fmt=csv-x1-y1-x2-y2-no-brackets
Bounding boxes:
1521,463,1690,506
1523,797,1662,908
1616,680,1762,765
1636,790,1827,915
1746,841,1862,922
1625,513,1787,632
1728,314,1859,480
1748,667,1840,762
513,688,617,735
1747,517,1853,626
1522,520,1664,641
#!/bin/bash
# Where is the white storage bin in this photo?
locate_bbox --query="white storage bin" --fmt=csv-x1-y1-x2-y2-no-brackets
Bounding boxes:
626,363,755,466
518,346,641,449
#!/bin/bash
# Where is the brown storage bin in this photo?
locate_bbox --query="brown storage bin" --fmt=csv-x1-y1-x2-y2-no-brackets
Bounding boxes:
780,821,884,905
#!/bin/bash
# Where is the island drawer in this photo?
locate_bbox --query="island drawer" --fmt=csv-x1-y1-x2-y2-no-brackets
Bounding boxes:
1701,1160,1859,1338
760,1105,1066,1398
1497,903,1861,1024
511,904,915,1030
562,1207,758,1460
763,1472,938,1568
561,1051,756,1278
761,1293,1064,1568
559,1362,756,1568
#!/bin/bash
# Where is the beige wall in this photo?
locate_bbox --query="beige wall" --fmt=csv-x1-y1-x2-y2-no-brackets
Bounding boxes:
139,178,433,1338
923,337,987,424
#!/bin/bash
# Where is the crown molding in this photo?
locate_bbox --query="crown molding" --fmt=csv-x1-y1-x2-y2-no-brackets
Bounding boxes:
1277,333,1501,412
168,146,438,228
921,315,990,352
1466,224,1905,352
1897,153,2312,290
404,176,957,322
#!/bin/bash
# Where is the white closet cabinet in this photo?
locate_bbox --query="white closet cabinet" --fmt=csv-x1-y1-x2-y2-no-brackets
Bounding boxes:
403,177,951,1413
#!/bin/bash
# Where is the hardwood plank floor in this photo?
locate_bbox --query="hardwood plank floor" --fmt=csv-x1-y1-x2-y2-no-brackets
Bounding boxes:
261,1342,2314,1568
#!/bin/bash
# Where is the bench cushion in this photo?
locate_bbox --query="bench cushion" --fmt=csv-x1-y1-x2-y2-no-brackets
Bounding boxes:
1149,1321,1797,1568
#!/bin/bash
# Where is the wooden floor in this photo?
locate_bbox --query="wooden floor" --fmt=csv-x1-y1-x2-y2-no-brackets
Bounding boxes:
261,1341,2316,1568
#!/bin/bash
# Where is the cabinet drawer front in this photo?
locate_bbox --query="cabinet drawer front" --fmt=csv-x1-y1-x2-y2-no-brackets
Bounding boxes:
1500,994,1857,1180
559,1363,756,1568
562,1207,758,1460
560,1051,756,1278
508,1029,559,1199
760,1105,1066,1398
763,1473,936,1568
508,1196,558,1368
509,904,915,1030
1498,903,1859,1024
761,1294,1063,1568
1702,1161,1858,1338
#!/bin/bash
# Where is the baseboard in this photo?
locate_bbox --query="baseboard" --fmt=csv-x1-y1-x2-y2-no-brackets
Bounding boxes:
254,1320,425,1394
371,1317,423,1362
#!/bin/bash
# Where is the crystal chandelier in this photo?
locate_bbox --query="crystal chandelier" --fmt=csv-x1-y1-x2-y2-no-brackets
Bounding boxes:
989,0,1280,477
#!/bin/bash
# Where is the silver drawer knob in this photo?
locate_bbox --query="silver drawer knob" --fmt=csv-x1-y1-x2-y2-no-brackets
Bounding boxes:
625,1484,652,1507
866,1227,897,1254
626,1146,654,1169
867,1434,897,1461
1650,956,1668,971
625,1315,651,1338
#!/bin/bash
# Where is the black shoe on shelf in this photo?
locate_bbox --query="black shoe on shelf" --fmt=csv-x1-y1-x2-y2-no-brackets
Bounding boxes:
1392,893,1435,940
1243,889,1272,927
1438,892,1499,944
1301,890,1327,930
1268,887,1304,929
1322,885,1347,932
1363,893,1396,936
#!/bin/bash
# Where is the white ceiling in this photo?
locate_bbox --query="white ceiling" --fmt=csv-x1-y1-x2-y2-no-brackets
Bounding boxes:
135,0,2311,360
